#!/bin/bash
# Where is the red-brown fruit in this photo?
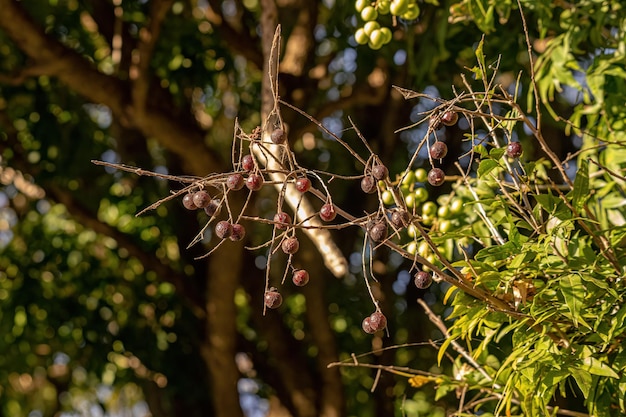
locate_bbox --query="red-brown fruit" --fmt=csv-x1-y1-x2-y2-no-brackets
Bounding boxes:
270,128,287,144
414,271,432,289
441,111,458,126
246,174,264,191
273,212,292,230
369,311,387,332
362,316,375,334
242,155,255,171
506,142,523,158
215,221,233,239
182,194,197,210
292,269,310,287
295,177,311,193
226,173,245,190
319,203,337,222
281,237,300,254
229,223,246,241
427,168,445,186
264,289,283,309
204,199,221,217
372,165,389,181
368,221,388,242
193,190,211,208
430,141,448,160
361,175,377,194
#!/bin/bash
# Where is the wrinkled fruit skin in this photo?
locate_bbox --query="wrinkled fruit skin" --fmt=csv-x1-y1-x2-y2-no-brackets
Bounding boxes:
390,210,410,229
368,222,388,242
319,203,337,222
204,199,221,217
441,110,458,126
229,223,246,241
273,212,292,230
362,316,375,334
215,221,233,239
295,177,311,193
372,165,388,181
182,193,197,210
361,175,377,194
264,290,283,309
427,168,445,186
270,128,287,144
281,237,300,254
246,174,264,191
193,190,211,208
242,155,255,171
227,173,245,190
414,271,432,289
430,141,448,160
368,311,387,332
292,269,310,286
506,142,523,158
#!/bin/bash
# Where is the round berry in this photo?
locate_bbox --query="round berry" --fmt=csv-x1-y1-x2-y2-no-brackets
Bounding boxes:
229,223,246,241
414,168,428,183
390,210,410,228
270,128,287,144
292,269,310,287
273,212,292,230
246,174,264,191
368,221,388,242
226,173,245,190
361,175,377,194
242,155,255,171
441,111,458,126
362,316,375,334
369,311,387,331
193,190,211,208
427,168,445,187
414,271,432,289
430,142,448,160
506,142,523,158
204,199,221,216
182,193,197,210
372,164,389,181
295,177,311,193
281,236,300,254
215,221,233,239
319,203,337,222
264,289,283,309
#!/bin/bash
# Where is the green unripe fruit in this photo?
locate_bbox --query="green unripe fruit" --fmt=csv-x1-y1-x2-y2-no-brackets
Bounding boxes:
407,241,417,255
404,193,416,209
401,3,420,19
439,219,452,233
422,201,437,216
363,21,380,36
422,214,435,226
355,0,369,13
437,205,450,219
407,224,418,238
390,0,409,15
418,240,430,257
382,190,394,205
401,170,416,187
414,187,428,203
369,29,384,49
361,5,378,21
377,0,391,14
450,198,464,214
379,27,392,44
355,28,369,45
414,168,428,183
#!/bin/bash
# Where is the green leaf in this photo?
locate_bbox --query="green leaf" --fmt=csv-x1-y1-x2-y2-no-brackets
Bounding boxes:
570,367,593,398
572,159,590,211
580,357,619,379
477,159,499,178
560,274,584,327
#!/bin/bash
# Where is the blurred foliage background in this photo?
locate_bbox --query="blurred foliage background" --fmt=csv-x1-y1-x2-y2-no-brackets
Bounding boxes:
0,0,624,416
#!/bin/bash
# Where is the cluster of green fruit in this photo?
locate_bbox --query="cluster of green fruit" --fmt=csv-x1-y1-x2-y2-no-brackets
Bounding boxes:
354,0,420,49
